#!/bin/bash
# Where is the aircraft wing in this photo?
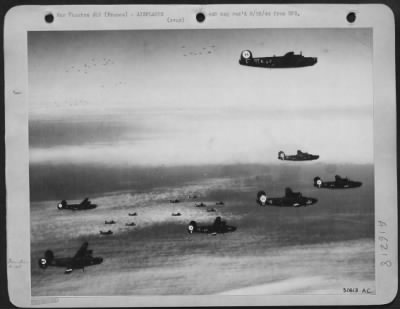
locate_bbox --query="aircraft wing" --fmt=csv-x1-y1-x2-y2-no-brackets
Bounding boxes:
80,198,90,205
73,242,89,259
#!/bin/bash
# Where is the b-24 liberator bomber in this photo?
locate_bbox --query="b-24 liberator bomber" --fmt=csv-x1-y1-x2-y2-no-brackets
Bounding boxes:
195,202,207,207
256,188,317,207
38,242,103,274
104,220,116,225
187,216,237,235
278,150,319,161
170,199,180,203
314,175,362,189
100,230,113,235
57,198,97,210
239,50,317,68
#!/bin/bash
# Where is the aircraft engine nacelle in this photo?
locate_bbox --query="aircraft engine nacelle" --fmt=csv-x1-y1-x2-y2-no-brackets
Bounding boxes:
240,50,253,60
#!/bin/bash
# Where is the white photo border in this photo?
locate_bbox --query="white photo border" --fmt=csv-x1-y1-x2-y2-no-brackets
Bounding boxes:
4,4,397,307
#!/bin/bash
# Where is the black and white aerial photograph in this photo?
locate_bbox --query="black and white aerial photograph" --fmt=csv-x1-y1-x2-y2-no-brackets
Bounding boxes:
29,28,374,296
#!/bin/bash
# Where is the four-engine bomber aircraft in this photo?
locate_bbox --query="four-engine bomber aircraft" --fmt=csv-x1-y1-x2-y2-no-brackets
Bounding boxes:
100,230,113,235
57,198,97,210
187,216,237,235
256,188,317,207
239,50,317,68
278,150,319,161
314,175,362,189
38,242,103,274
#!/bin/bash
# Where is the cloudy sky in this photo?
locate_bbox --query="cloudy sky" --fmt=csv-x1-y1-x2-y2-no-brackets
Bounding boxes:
28,28,373,166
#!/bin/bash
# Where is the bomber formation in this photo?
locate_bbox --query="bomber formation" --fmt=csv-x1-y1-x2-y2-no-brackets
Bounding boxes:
256,149,362,208
41,48,362,274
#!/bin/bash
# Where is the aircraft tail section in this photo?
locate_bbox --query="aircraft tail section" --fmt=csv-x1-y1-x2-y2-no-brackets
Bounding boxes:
57,200,67,209
39,250,54,269
278,151,286,160
80,197,89,205
187,221,197,234
240,50,253,60
314,177,323,188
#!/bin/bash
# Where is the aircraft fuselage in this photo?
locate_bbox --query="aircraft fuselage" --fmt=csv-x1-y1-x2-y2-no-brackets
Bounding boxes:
239,50,317,68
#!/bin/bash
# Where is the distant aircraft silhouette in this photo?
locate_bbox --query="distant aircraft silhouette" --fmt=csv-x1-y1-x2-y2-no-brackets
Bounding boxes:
187,217,236,235
57,198,97,210
278,150,319,161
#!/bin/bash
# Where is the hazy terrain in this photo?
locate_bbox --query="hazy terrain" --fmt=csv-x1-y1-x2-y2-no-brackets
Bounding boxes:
31,163,374,296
